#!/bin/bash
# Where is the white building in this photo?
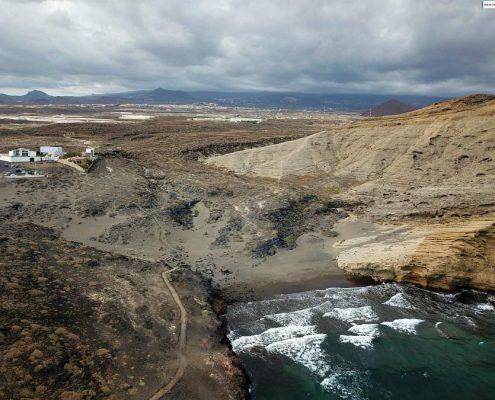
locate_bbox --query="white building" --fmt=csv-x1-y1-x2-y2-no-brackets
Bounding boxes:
40,146,64,157
0,148,41,163
84,147,95,158
40,146,64,160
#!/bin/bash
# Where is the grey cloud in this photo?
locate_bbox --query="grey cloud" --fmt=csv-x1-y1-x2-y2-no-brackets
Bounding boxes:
0,0,493,95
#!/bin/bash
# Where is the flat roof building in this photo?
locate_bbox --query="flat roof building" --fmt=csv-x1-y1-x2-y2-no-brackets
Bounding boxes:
40,146,64,158
0,148,41,163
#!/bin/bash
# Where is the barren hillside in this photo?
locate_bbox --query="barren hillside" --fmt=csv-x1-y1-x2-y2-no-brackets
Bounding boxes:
205,95,495,290
206,94,495,218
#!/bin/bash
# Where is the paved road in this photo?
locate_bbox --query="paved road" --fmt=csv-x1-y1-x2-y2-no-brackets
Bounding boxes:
0,161,13,174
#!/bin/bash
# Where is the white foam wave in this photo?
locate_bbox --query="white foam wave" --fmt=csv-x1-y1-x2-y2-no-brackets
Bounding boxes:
381,318,424,334
339,324,380,350
324,306,379,323
476,303,495,312
231,325,318,352
339,335,374,350
266,334,330,377
348,323,380,337
383,292,417,310
460,316,477,327
434,322,449,338
321,370,369,399
263,308,314,326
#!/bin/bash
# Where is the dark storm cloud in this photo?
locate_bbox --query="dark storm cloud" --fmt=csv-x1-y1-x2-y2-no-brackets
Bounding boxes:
0,0,493,95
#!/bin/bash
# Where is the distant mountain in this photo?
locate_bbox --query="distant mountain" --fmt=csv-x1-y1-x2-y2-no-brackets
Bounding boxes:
0,88,448,110
129,88,194,103
362,99,418,117
24,90,52,101
190,91,447,111
0,90,54,104
88,88,194,104
0,88,194,105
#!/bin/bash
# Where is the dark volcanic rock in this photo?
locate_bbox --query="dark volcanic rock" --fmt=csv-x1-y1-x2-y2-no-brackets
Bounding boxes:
167,199,199,229
252,195,345,258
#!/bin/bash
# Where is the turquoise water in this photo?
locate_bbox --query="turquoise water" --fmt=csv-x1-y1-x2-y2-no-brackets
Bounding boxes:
227,284,495,399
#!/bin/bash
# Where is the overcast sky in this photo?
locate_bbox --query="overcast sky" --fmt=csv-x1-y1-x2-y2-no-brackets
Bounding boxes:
0,0,493,96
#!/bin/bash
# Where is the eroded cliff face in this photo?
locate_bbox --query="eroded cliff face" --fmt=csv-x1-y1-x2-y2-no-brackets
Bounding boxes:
206,95,495,291
337,219,495,290
206,94,495,219
411,220,495,290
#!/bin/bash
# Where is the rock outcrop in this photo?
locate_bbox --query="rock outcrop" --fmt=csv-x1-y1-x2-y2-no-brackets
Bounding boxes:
336,219,495,290
206,95,495,290
411,220,495,289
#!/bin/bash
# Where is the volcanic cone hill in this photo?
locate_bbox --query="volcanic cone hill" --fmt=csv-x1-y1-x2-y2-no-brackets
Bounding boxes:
362,99,418,116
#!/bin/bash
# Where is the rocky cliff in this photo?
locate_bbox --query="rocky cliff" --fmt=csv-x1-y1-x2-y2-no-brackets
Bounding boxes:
336,219,495,290
206,95,495,290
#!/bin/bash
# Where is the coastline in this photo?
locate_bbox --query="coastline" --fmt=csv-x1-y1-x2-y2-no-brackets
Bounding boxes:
225,280,495,400
213,271,375,399
1,94,495,398
210,289,252,400
222,273,373,302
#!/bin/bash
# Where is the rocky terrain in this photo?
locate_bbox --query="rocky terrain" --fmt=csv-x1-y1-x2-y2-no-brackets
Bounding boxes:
0,111,354,399
2,95,494,398
207,94,495,291
0,221,246,400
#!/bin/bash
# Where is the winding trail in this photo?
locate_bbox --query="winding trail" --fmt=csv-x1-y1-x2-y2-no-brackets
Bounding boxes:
149,267,188,400
132,196,188,399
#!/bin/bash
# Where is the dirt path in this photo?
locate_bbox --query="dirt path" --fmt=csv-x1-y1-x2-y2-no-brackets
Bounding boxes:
134,199,188,400
132,201,170,250
149,267,188,400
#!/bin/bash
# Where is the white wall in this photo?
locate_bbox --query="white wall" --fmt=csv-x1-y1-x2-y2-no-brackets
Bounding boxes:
7,148,37,158
40,146,64,156
0,154,42,162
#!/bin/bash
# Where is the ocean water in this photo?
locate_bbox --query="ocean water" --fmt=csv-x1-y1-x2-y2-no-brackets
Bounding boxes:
227,284,495,400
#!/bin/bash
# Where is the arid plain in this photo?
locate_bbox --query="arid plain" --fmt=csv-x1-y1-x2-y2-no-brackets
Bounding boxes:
1,96,494,399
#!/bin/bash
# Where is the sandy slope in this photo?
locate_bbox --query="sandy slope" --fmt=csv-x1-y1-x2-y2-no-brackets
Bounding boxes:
206,94,495,218
206,95,495,182
206,95,495,290
205,131,331,179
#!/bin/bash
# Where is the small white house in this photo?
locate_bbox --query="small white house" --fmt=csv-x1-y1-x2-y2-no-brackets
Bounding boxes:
40,146,64,160
84,147,95,158
0,148,41,163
